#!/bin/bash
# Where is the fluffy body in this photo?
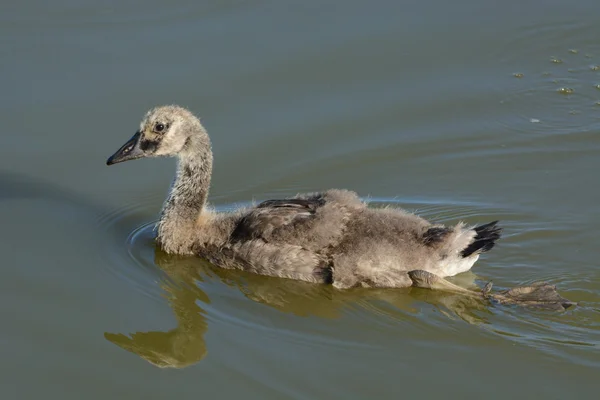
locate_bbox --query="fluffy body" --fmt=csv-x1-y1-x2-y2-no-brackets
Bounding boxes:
107,105,501,289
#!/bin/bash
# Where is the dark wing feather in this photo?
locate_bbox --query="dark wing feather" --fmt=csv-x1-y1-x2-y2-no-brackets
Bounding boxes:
422,226,452,246
256,198,323,210
231,197,325,241
460,220,502,257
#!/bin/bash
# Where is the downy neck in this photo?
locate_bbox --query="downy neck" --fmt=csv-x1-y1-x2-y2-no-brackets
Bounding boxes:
157,137,213,254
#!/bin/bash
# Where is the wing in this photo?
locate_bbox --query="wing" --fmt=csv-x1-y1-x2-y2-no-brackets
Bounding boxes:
231,197,325,242
207,240,332,284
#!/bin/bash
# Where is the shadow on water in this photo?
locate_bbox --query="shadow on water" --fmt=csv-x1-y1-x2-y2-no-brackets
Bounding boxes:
0,171,97,205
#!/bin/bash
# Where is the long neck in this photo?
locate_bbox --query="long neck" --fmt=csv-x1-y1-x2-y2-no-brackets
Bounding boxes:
157,138,213,253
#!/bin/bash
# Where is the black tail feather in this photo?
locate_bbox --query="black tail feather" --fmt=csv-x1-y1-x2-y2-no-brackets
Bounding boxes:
460,220,502,258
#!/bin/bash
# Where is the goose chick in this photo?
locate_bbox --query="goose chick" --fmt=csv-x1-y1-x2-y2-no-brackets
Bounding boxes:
107,105,501,289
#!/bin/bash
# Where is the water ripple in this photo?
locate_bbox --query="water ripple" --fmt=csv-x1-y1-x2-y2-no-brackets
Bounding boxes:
100,196,599,368
95,197,165,303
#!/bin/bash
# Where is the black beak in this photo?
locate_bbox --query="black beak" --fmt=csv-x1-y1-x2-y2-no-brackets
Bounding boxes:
106,131,145,165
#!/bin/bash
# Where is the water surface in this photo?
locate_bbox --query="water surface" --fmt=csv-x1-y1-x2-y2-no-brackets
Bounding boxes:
2,1,599,398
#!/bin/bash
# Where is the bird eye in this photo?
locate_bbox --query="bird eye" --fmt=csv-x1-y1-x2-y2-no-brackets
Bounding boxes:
154,123,166,132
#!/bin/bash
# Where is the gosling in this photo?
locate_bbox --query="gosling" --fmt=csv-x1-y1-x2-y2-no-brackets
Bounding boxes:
106,105,501,289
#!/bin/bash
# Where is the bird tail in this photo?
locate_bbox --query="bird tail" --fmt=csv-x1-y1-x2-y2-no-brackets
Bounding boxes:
460,221,502,258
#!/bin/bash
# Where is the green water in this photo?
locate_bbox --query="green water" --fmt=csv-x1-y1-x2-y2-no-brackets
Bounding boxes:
2,1,599,398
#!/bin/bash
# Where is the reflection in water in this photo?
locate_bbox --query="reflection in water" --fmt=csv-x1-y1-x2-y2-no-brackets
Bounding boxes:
105,252,210,369
410,286,494,325
4,170,591,370
105,246,494,368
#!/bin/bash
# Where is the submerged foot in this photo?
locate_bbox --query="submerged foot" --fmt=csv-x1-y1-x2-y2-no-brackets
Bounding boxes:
407,270,576,311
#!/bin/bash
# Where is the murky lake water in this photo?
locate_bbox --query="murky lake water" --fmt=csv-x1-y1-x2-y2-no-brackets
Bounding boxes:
2,1,600,398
